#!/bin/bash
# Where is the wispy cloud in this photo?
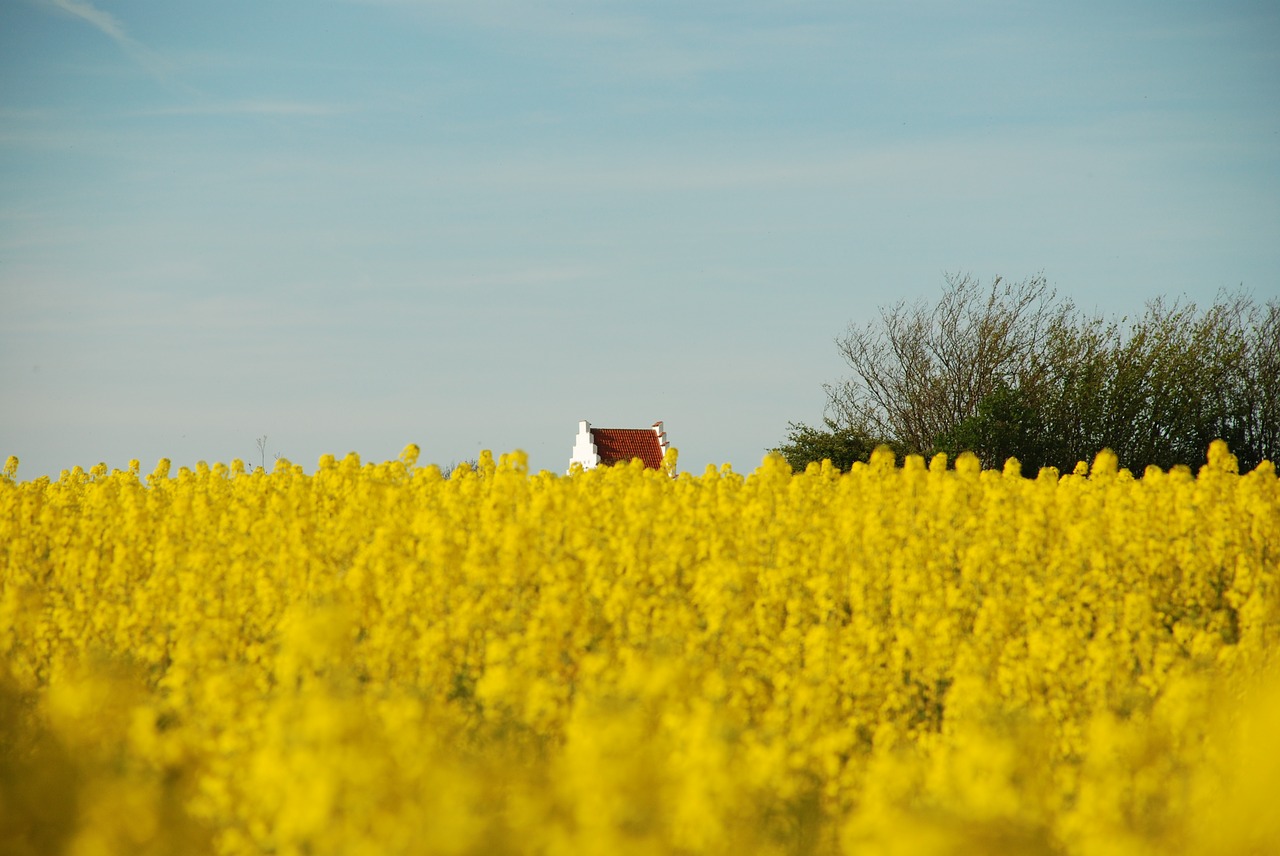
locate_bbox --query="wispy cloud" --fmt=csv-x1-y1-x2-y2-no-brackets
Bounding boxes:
130,100,350,118
44,0,126,40
345,0,836,81
40,0,175,82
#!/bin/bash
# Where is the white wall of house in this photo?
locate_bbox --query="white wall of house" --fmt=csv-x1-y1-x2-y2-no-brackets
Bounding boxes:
568,420,601,472
653,421,669,463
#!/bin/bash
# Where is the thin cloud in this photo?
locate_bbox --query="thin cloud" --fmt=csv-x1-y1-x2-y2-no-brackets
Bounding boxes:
131,100,350,118
45,0,127,40
342,0,816,81
41,0,175,82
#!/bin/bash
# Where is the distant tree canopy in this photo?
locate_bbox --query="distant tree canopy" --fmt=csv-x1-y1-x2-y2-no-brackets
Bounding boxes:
771,419,894,474
775,274,1279,474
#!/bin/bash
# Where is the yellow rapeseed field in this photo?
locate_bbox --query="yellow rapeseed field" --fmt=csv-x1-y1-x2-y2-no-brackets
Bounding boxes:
2,442,1278,855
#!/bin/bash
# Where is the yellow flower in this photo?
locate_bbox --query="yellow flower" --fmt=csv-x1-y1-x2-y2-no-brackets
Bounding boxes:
2,441,1276,855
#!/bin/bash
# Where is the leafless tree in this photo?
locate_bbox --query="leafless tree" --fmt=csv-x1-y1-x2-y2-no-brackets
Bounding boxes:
825,273,1069,455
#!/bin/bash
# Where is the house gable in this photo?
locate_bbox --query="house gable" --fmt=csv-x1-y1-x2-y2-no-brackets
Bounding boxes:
569,420,670,472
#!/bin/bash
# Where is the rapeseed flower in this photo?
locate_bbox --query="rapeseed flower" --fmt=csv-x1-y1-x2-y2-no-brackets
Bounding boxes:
0,443,1276,854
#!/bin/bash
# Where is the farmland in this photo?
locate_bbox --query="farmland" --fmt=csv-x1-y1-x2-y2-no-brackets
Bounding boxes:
2,444,1278,855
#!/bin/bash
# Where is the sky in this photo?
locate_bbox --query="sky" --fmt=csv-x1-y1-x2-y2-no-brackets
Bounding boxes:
3,0,1278,479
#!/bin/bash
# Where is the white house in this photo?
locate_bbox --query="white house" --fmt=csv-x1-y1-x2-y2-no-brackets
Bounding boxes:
569,420,671,472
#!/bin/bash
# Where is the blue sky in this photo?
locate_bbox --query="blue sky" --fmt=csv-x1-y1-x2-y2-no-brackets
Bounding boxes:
3,0,1278,478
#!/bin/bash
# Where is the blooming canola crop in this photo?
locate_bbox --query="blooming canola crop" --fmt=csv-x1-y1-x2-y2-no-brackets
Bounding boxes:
2,443,1279,855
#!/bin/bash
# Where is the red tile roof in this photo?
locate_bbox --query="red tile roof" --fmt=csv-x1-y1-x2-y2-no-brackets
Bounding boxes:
591,427,665,469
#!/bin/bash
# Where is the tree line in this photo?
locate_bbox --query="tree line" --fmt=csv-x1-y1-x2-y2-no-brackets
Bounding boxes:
775,274,1279,474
